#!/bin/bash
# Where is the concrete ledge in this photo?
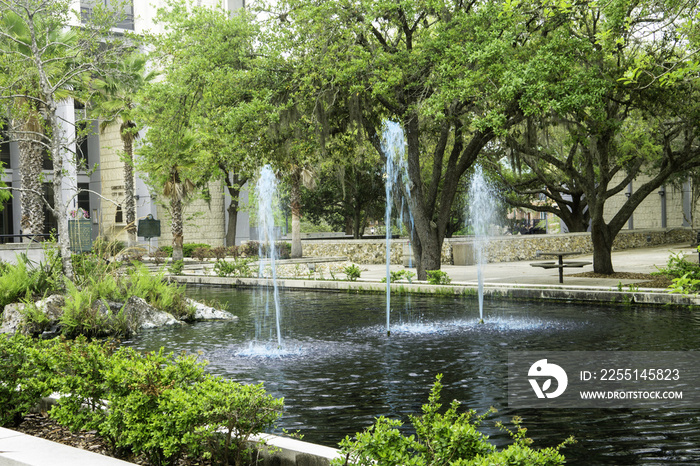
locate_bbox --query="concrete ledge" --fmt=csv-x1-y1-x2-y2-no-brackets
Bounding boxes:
172,275,700,307
254,433,342,466
0,427,134,466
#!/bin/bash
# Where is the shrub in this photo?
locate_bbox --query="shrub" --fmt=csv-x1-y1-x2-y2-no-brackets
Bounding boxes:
211,246,227,260
214,258,253,278
157,246,174,257
226,245,240,258
427,270,451,285
183,243,211,258
168,259,185,275
240,241,259,257
344,264,361,281
125,263,193,321
152,248,170,265
332,375,572,466
277,242,292,260
192,246,212,262
0,334,54,427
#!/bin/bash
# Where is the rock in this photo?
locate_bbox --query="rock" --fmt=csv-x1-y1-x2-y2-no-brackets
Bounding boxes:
1,302,25,335
122,296,182,331
186,298,237,321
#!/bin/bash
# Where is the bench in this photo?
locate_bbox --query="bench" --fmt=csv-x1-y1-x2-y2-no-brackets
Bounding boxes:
530,251,591,283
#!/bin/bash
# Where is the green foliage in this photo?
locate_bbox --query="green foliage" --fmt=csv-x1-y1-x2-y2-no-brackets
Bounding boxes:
168,259,184,275
214,258,253,278
0,252,62,308
158,246,174,256
0,334,54,427
427,270,452,285
344,264,361,281
183,243,210,258
333,375,572,466
124,263,192,321
654,252,700,294
31,339,284,466
47,336,117,434
92,236,126,259
381,269,416,283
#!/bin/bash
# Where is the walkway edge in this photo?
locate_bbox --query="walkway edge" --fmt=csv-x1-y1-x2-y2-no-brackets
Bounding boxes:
172,275,700,307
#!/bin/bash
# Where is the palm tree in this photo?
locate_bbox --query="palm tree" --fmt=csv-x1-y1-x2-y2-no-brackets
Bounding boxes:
92,53,156,246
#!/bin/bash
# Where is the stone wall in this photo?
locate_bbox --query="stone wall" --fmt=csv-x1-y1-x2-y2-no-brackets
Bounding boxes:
300,228,694,265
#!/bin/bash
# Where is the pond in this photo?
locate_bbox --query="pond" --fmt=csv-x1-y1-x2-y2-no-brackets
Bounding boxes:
124,287,700,465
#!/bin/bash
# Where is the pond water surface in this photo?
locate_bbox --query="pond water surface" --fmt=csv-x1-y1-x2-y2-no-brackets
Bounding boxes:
124,287,700,465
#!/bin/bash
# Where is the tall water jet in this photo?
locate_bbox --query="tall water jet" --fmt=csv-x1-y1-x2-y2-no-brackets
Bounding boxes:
381,121,409,336
256,165,282,347
468,165,497,322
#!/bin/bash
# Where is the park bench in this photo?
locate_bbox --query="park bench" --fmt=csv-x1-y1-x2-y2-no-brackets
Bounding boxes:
530,250,592,283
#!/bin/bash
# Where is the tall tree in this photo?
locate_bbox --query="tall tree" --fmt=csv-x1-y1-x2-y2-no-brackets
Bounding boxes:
265,0,533,278
0,0,130,279
92,52,155,247
142,0,264,248
512,0,700,273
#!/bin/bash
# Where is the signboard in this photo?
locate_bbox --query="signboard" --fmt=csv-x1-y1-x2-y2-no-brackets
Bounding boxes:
68,219,92,252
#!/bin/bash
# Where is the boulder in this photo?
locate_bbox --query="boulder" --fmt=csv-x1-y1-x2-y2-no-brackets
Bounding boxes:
0,302,25,335
186,298,237,321
122,296,183,331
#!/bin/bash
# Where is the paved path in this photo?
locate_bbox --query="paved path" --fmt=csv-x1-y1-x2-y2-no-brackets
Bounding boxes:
356,242,697,289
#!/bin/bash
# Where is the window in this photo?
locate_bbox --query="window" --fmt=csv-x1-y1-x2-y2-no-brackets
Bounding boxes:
115,204,123,223
78,183,90,213
80,1,134,30
0,182,13,242
0,123,10,167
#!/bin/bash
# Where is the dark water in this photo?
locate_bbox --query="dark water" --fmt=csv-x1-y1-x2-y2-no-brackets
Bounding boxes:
124,287,700,465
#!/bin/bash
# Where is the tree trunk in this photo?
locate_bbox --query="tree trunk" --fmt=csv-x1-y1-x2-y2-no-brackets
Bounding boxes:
226,200,239,247
122,132,137,247
16,134,44,237
590,218,614,274
171,193,184,261
223,171,244,247
51,136,73,281
290,172,302,258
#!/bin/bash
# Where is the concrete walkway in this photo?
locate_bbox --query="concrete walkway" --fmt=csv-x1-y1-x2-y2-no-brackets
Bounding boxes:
356,242,697,288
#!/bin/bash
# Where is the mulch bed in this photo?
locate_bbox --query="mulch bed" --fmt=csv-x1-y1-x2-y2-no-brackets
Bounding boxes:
12,412,213,466
571,271,673,289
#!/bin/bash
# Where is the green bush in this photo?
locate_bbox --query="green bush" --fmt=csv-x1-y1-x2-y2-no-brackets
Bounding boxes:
655,252,700,294
183,243,211,258
344,264,361,281
427,270,451,285
0,252,62,308
48,336,117,434
214,258,254,278
157,246,174,256
168,259,184,275
0,334,54,427
333,375,572,466
125,263,193,321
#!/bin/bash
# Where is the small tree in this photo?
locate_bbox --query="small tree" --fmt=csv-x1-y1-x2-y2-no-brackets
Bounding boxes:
92,53,156,247
0,0,131,280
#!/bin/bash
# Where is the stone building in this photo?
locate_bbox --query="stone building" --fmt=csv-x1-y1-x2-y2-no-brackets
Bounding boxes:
1,0,250,250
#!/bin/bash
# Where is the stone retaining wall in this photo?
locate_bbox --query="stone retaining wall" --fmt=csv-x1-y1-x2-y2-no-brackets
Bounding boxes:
300,228,694,265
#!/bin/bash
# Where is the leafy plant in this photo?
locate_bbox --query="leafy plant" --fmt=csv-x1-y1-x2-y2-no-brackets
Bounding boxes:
427,270,451,285
192,246,212,261
332,375,572,466
183,243,211,258
210,246,227,260
214,258,253,278
344,264,361,281
381,270,416,283
168,259,185,275
0,334,54,427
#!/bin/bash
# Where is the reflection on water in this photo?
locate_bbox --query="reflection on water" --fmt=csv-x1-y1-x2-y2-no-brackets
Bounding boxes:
123,287,700,465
